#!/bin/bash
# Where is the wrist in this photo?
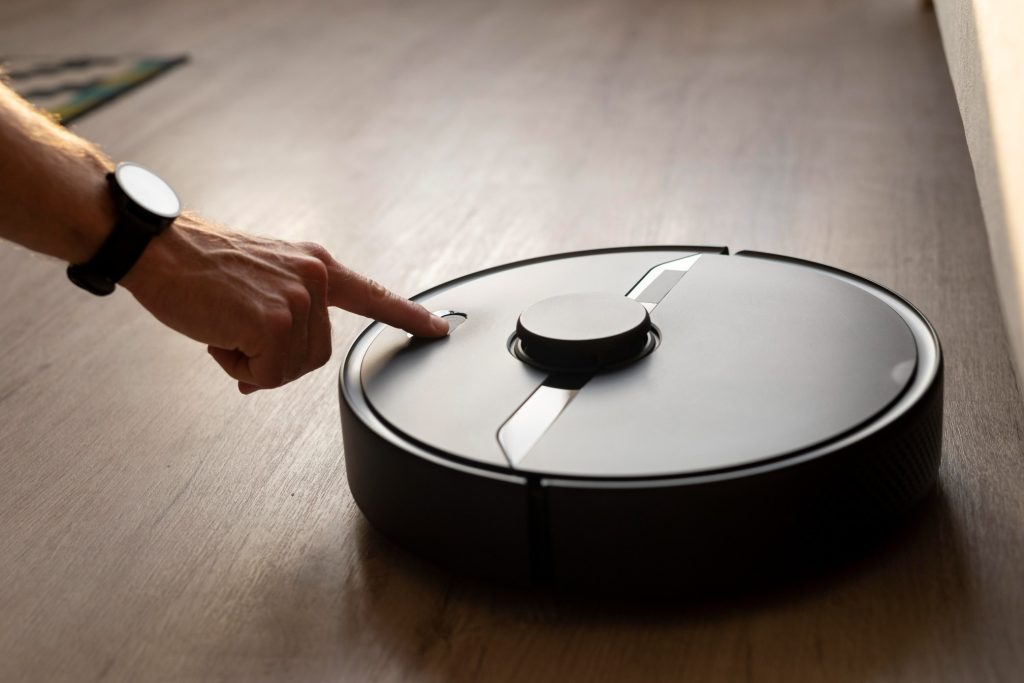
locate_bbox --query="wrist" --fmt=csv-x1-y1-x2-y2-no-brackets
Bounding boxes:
63,166,117,264
66,161,183,296
119,212,196,295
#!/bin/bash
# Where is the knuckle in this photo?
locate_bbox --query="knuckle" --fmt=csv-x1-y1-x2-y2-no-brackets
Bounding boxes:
286,286,312,313
366,279,391,304
299,241,332,261
264,308,294,336
297,257,329,288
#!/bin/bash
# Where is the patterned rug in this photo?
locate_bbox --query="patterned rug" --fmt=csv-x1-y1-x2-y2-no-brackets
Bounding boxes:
1,55,187,125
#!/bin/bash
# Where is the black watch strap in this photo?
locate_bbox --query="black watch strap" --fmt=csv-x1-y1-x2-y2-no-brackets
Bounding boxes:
66,171,167,296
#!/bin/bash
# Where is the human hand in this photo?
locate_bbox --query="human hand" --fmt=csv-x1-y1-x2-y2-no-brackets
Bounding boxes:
121,214,448,393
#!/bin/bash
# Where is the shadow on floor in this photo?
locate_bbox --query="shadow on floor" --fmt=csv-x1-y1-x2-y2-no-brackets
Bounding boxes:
334,483,973,682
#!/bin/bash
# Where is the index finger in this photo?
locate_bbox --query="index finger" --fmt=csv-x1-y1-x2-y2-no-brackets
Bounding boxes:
325,260,448,337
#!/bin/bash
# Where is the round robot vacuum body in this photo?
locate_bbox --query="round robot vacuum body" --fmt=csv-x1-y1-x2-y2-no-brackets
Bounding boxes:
339,247,943,589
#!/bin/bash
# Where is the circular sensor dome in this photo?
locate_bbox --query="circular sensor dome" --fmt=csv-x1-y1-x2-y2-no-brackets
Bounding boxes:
513,292,655,372
339,247,943,590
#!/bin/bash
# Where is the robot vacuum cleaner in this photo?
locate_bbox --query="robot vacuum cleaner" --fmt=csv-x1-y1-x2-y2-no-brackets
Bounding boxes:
339,247,943,590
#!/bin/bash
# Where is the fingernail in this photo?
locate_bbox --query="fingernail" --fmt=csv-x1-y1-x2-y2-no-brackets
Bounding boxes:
431,315,451,335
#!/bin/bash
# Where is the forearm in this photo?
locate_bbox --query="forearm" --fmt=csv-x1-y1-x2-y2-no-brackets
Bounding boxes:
0,81,114,263
0,80,445,392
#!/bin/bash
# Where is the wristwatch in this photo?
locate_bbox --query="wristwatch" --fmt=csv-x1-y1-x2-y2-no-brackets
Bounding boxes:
67,162,182,296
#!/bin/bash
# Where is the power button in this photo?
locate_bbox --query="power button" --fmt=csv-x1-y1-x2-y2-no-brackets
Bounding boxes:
434,310,468,334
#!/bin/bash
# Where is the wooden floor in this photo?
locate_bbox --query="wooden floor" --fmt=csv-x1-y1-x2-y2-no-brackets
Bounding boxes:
1,0,1022,680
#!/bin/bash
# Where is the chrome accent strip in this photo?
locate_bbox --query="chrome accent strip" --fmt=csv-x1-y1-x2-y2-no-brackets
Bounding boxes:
497,385,580,466
626,254,703,303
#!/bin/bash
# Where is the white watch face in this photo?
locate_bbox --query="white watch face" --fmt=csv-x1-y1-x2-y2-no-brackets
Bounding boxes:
115,162,181,218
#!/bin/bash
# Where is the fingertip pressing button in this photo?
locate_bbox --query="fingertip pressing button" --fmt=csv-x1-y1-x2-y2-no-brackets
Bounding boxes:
435,310,468,335
407,311,467,338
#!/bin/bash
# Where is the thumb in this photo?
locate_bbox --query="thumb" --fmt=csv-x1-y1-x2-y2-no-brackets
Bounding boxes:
208,346,261,394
